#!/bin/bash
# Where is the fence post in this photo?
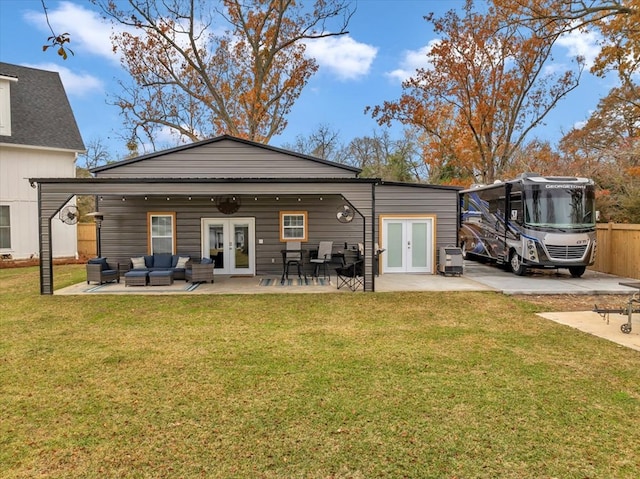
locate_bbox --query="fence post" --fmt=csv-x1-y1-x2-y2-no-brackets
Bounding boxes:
606,222,613,274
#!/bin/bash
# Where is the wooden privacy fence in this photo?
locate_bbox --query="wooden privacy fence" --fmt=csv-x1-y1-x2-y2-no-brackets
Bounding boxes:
77,223,97,258
590,223,640,280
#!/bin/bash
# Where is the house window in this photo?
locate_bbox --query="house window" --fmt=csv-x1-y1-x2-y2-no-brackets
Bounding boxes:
147,212,176,254
0,77,17,137
0,206,10,249
280,211,308,241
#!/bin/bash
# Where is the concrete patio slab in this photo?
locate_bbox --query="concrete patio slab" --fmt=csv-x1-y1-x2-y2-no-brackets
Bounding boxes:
58,275,348,295
538,311,640,352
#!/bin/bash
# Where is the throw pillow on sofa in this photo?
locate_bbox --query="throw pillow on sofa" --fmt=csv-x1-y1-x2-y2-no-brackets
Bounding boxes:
131,257,146,269
175,256,190,269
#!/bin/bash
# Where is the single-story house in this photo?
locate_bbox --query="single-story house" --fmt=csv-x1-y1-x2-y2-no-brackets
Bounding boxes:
30,135,460,294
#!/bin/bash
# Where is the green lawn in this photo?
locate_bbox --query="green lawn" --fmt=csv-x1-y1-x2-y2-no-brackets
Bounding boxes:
1,265,639,478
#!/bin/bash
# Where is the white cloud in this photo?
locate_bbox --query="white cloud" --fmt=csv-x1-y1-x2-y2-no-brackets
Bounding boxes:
23,62,104,97
386,40,440,83
24,1,120,64
304,35,377,81
556,28,602,69
573,119,588,130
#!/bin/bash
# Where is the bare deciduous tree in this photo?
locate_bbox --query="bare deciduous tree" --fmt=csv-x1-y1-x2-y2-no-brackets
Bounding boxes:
94,0,353,152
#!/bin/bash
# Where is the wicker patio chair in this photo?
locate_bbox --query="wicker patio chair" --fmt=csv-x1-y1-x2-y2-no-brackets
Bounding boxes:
86,257,119,284
185,258,215,283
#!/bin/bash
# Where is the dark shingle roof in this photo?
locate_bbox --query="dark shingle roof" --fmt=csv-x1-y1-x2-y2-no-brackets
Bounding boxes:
0,62,85,151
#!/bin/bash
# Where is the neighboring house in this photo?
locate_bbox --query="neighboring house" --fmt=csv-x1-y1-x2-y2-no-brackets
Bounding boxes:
0,62,85,260
30,135,459,294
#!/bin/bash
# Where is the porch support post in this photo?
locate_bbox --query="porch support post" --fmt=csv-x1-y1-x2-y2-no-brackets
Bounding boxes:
36,185,54,295
363,182,375,292
368,182,376,292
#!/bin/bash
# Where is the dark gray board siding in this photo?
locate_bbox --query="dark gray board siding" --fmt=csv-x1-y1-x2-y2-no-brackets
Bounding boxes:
375,184,460,250
33,179,375,292
33,178,458,294
98,194,365,276
95,140,357,179
36,189,76,294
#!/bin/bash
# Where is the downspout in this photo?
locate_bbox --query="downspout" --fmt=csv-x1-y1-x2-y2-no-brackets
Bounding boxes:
371,181,376,292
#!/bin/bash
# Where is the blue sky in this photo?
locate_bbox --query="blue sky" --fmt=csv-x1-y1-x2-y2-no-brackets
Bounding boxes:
0,0,613,161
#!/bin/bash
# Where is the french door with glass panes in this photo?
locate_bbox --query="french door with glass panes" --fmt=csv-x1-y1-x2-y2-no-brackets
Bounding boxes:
201,218,255,275
382,217,434,273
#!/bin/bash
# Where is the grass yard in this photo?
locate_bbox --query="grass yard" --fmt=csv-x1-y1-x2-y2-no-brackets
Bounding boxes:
1,265,639,478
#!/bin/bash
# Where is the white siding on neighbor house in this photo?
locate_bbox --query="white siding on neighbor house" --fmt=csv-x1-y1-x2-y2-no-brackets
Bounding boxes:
0,145,78,259
98,139,358,179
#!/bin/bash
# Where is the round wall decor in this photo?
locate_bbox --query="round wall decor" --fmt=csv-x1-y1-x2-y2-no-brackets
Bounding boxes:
216,196,240,214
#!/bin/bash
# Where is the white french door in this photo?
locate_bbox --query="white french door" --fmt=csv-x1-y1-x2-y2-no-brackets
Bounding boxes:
202,218,255,275
382,217,434,273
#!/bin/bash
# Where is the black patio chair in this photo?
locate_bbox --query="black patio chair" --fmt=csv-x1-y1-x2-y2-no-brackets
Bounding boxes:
281,241,306,284
335,259,364,291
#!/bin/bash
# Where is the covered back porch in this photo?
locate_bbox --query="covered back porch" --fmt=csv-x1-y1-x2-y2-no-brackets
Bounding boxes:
30,177,379,295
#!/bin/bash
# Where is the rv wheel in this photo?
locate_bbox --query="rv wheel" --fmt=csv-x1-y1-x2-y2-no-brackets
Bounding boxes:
569,266,586,278
509,250,527,276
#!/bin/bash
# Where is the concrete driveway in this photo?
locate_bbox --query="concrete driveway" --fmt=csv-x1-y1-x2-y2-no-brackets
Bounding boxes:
375,260,638,296
459,260,638,295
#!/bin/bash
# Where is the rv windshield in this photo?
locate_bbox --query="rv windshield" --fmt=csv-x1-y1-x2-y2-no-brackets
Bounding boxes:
523,184,595,229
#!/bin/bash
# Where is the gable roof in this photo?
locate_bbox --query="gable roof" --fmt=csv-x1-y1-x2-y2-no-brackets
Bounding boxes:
0,62,85,151
91,135,361,176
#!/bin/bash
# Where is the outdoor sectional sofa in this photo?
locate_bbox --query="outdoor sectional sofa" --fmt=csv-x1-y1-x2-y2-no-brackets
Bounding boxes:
124,253,191,280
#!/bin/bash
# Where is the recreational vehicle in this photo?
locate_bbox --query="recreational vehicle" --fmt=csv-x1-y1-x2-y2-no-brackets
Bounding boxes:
458,173,597,277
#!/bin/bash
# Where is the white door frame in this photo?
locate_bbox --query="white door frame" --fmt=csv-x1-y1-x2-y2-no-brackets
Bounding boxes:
380,216,435,274
201,217,255,275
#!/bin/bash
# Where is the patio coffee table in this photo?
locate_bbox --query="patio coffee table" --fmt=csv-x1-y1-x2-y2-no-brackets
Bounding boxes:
124,270,148,286
149,270,174,286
